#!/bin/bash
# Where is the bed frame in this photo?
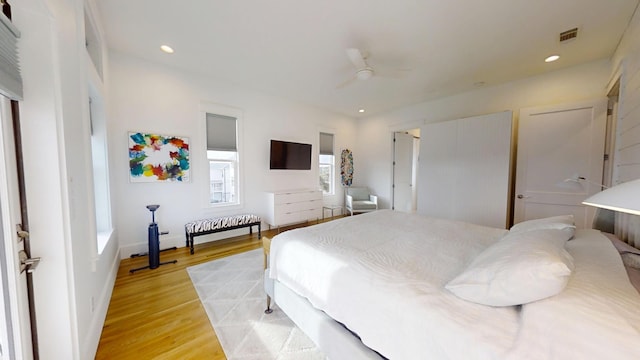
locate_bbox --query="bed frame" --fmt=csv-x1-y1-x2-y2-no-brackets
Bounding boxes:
263,272,385,359
262,235,383,359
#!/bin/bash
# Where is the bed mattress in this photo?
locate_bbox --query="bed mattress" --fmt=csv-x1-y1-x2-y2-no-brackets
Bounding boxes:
268,210,640,359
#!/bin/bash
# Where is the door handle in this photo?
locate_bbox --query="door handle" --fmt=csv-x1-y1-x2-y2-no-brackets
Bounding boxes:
516,194,531,199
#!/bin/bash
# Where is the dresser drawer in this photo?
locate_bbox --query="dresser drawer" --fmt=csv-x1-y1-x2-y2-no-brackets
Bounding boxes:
278,199,321,213
276,212,301,226
275,190,322,205
266,189,324,227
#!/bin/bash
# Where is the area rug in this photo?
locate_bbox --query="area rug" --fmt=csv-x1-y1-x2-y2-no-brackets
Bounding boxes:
187,249,326,360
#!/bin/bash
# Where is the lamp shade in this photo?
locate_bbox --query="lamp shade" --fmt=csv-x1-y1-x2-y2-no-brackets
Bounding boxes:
582,178,640,216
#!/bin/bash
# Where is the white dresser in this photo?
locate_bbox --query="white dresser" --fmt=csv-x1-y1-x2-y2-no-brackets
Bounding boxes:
265,189,323,227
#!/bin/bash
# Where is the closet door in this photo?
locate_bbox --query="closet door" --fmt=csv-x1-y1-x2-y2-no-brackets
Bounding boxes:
417,120,458,221
418,111,512,228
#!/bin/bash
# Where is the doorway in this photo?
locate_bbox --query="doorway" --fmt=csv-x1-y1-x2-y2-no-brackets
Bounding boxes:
0,96,35,359
392,130,420,213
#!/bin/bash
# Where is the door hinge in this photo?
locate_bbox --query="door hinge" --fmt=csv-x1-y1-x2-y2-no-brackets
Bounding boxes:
607,108,613,116
604,153,609,161
16,223,28,242
19,250,41,274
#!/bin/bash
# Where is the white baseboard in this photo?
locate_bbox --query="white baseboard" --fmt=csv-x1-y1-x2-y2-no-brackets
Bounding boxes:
119,226,259,259
83,244,120,359
119,234,185,259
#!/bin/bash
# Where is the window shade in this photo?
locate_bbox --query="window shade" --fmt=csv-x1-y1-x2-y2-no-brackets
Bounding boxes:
0,13,21,100
206,113,237,151
319,132,334,155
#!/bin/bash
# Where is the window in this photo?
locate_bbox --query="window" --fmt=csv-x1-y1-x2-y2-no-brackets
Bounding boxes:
89,93,113,254
319,132,335,195
206,113,239,206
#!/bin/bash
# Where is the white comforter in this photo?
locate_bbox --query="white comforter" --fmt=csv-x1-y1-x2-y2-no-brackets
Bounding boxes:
269,210,640,359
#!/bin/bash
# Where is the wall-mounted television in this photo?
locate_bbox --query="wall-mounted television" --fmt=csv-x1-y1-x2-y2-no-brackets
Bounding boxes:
270,139,312,170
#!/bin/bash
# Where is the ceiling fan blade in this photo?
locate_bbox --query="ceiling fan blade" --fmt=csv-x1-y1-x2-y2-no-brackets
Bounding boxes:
346,48,368,69
336,75,357,89
374,69,403,79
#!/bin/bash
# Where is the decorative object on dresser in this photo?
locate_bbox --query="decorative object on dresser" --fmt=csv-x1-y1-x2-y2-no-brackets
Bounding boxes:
265,189,322,229
184,214,261,254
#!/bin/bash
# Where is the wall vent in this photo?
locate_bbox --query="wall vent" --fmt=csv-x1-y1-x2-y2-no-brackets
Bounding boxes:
559,28,578,42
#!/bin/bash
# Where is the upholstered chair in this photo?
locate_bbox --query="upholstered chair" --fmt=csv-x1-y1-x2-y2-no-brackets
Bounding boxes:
345,187,378,216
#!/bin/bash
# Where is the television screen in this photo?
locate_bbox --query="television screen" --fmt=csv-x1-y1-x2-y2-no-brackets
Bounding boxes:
270,140,312,170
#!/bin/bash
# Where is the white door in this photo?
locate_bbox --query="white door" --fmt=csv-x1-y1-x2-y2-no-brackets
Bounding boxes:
393,132,415,212
0,97,34,359
514,99,607,228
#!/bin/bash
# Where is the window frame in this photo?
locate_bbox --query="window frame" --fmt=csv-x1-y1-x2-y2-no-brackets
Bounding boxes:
319,131,336,196
200,103,244,210
89,82,113,255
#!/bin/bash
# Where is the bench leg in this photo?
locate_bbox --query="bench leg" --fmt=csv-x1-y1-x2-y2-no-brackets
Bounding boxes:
190,235,194,255
258,223,261,239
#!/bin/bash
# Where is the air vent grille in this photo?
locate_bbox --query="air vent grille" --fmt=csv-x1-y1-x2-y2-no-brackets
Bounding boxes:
559,28,578,42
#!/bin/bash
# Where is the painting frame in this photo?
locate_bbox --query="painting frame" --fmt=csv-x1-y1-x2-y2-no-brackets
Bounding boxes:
128,131,191,183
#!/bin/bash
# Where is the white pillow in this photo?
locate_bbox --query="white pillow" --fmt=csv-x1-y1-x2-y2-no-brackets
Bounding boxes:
510,215,576,238
445,229,574,306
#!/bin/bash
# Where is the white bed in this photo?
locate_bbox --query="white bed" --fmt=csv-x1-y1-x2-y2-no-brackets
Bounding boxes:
265,210,640,359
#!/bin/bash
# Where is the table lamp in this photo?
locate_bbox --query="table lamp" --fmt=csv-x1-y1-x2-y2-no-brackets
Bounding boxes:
582,178,640,216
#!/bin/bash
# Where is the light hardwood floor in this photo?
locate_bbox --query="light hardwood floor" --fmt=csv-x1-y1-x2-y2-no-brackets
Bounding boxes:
95,217,341,359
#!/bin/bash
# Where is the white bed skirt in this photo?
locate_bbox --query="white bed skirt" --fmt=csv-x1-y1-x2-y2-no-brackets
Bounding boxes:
264,270,384,360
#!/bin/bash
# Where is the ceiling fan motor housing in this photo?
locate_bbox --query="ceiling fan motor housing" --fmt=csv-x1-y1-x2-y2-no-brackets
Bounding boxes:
356,68,374,80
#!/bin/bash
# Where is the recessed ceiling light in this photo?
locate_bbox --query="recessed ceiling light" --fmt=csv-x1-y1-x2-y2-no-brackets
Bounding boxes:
160,45,174,54
545,55,560,63
358,109,365,113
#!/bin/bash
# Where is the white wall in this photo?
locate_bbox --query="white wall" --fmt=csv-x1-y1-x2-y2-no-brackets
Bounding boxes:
608,3,640,244
357,60,612,209
14,0,119,359
611,3,640,183
108,53,358,257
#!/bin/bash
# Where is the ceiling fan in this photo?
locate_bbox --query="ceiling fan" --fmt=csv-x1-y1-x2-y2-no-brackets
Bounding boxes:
337,48,407,89
336,48,376,89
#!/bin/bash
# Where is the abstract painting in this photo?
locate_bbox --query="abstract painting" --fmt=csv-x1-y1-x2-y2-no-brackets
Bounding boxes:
128,132,190,182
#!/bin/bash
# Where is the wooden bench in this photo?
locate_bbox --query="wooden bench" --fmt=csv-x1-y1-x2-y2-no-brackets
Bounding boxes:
184,214,261,254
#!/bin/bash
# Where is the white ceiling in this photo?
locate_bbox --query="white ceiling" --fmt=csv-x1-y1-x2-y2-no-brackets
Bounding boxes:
96,0,639,118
